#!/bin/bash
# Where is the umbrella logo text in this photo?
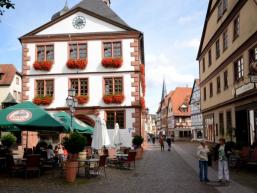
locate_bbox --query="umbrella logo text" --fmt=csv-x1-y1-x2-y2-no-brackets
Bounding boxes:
7,110,32,122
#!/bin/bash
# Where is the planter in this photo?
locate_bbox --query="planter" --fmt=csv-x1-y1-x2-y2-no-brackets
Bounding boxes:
65,161,78,183
135,147,144,160
102,57,123,68
33,61,53,71
66,59,87,69
76,95,88,104
33,96,53,106
103,94,124,104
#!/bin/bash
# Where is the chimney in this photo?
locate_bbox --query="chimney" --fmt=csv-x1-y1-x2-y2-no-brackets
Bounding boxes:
103,0,111,7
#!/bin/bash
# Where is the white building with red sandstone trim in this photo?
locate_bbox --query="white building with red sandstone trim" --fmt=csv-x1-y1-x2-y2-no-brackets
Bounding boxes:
19,0,146,147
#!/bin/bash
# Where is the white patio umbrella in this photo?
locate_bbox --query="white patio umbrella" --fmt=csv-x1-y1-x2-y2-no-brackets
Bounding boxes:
113,123,122,149
91,114,110,150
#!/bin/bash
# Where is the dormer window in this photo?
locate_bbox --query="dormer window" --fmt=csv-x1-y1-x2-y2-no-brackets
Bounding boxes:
180,104,188,112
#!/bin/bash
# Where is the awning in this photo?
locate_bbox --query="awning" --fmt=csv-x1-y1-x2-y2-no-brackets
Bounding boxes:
53,111,94,134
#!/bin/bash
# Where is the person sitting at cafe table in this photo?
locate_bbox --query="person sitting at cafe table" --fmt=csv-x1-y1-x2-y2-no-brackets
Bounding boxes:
46,145,55,160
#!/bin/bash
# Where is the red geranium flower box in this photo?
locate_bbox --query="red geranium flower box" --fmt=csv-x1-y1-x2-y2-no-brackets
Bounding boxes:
103,94,124,104
66,59,87,69
33,96,53,106
140,97,146,109
102,57,123,68
76,95,89,104
33,61,53,71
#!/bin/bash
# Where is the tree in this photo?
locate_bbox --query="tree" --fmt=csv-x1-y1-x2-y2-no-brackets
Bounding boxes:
0,0,14,16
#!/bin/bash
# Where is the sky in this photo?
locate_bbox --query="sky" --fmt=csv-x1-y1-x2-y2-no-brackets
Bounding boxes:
0,0,208,114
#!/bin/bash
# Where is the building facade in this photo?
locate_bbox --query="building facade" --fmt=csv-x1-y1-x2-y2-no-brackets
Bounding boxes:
189,79,203,140
0,64,22,108
20,0,145,147
197,0,257,145
167,87,192,140
145,114,157,136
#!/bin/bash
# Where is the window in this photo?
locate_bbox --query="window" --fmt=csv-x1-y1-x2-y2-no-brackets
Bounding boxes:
208,49,212,66
103,42,122,58
217,76,221,94
106,111,125,129
223,0,228,13
216,39,220,59
249,46,257,62
219,113,224,136
223,29,228,51
16,77,19,85
104,77,123,95
203,87,206,101
36,45,54,61
217,0,228,20
224,70,228,90
69,43,87,60
70,78,88,96
234,57,244,81
17,92,21,101
218,2,223,20
209,82,213,98
233,16,240,40
36,80,54,97
202,57,205,72
226,111,232,129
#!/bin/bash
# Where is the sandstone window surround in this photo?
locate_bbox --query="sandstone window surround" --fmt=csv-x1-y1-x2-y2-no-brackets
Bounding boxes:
234,57,244,82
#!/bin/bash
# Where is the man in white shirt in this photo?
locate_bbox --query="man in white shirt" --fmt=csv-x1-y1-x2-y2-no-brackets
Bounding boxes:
197,141,210,182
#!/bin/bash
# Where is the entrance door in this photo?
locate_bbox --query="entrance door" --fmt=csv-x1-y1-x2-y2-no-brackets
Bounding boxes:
236,110,249,145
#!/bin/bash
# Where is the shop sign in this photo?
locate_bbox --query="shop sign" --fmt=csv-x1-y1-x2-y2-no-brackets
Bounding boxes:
235,83,255,96
7,110,32,122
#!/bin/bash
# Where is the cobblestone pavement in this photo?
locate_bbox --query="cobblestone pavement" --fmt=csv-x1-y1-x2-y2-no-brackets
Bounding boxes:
175,141,257,192
0,144,219,193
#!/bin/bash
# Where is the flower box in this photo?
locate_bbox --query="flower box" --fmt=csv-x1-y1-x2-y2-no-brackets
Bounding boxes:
103,94,124,104
76,95,89,104
140,97,145,109
101,57,123,68
66,59,87,69
33,96,53,106
33,61,53,71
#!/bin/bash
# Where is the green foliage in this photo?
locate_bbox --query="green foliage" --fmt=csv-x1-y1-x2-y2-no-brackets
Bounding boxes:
0,0,14,16
132,135,144,148
1,133,16,148
62,133,87,154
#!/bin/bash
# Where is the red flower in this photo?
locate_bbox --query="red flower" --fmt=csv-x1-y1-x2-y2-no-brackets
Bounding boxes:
33,96,53,106
76,95,89,104
102,57,123,68
140,65,145,76
67,59,87,69
103,94,124,104
140,97,146,109
33,61,53,71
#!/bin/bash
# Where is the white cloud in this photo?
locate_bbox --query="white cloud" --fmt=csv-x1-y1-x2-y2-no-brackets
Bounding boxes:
173,38,200,49
145,53,195,86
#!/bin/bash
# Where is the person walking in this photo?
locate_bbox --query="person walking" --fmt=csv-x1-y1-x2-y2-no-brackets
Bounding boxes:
152,136,155,144
197,141,210,182
159,135,164,152
166,136,171,151
214,138,231,183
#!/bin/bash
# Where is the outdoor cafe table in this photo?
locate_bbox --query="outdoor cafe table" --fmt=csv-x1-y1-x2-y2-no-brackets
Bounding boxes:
77,158,100,178
116,154,128,158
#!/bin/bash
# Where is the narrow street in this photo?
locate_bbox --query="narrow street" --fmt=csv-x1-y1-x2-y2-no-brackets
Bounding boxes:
0,143,219,193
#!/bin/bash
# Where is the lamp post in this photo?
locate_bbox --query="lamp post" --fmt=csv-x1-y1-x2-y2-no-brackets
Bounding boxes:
66,88,78,130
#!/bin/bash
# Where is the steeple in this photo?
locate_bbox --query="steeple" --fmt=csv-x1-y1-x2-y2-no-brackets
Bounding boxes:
51,0,70,21
161,79,167,102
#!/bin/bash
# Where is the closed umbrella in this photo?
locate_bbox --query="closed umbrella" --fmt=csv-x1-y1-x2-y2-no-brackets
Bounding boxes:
113,123,122,149
91,115,110,150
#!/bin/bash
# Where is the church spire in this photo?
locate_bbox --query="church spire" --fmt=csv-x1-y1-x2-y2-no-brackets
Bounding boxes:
161,79,167,102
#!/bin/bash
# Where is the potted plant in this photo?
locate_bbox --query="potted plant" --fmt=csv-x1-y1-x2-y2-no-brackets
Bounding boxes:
62,132,87,183
101,57,123,68
132,135,144,160
1,133,16,152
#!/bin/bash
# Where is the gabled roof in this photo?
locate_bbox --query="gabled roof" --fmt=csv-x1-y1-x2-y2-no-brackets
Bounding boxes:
162,87,192,117
20,0,138,39
196,0,213,60
71,0,128,27
0,64,21,86
2,93,17,104
189,79,200,104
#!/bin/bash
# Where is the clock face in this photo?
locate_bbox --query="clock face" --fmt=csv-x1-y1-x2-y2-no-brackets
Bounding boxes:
72,16,86,29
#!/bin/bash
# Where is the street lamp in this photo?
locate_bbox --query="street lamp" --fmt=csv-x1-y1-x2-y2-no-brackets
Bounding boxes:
66,88,78,130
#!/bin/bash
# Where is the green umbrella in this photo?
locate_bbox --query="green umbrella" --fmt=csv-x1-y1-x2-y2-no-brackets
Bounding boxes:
53,111,94,134
0,101,68,132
